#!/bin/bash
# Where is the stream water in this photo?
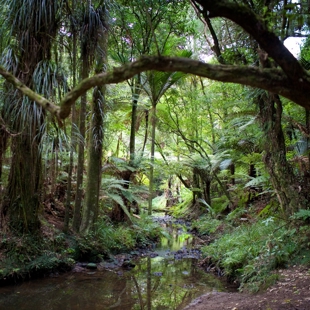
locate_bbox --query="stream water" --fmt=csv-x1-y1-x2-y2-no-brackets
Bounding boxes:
0,219,232,310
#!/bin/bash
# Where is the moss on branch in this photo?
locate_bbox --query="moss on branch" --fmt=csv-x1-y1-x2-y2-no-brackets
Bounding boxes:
0,65,60,116
1,56,310,123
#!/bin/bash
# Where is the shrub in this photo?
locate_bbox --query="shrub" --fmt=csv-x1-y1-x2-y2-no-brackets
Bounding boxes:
76,214,165,259
191,215,222,235
201,218,299,292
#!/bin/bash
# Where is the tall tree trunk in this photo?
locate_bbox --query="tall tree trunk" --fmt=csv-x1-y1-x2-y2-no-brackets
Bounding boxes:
1,0,61,234
257,49,308,217
80,84,106,233
0,123,8,190
129,75,141,163
141,109,149,156
257,93,307,216
72,54,89,232
192,169,201,205
80,7,108,233
306,109,310,171
0,124,8,229
148,104,156,215
64,18,78,233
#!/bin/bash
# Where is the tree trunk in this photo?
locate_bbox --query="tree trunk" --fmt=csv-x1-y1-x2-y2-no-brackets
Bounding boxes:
80,85,105,233
6,109,43,234
72,54,89,232
0,0,61,235
64,5,78,233
141,109,149,156
129,75,141,163
0,123,8,230
192,169,202,204
257,93,307,216
80,8,108,233
148,104,156,215
203,178,211,207
0,124,8,191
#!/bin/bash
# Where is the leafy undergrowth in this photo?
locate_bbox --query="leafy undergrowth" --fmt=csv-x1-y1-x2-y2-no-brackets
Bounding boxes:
192,212,310,293
0,213,165,285
75,214,166,261
0,233,75,285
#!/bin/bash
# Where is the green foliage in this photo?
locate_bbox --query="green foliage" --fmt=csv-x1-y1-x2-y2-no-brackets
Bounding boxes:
100,175,148,220
76,214,164,258
169,187,193,218
152,194,168,211
244,175,269,189
0,234,75,280
291,209,310,222
191,215,222,235
201,219,299,292
131,213,169,244
226,206,248,222
210,195,230,215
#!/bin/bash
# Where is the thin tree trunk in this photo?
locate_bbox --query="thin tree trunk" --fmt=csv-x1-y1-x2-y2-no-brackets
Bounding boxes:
72,54,89,232
306,109,310,171
148,104,156,215
80,8,108,233
0,123,8,229
64,20,78,233
129,76,141,163
0,124,8,190
141,109,149,156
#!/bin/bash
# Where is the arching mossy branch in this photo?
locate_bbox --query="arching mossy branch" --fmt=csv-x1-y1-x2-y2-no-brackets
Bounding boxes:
1,55,310,123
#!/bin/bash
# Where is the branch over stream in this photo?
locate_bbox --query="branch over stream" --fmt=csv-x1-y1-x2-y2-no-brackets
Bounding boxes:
1,55,310,125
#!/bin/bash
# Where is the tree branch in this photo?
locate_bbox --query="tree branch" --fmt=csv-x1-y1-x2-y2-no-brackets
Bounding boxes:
0,65,60,117
193,0,306,81
1,55,310,123
59,56,310,118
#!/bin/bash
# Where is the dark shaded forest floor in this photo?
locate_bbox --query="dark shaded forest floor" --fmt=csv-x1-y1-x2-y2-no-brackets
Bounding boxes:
183,265,310,310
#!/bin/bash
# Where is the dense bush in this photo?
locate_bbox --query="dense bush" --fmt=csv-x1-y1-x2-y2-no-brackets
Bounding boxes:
199,217,309,292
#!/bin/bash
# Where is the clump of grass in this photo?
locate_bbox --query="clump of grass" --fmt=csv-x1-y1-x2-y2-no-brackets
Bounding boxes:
200,218,299,292
191,215,223,235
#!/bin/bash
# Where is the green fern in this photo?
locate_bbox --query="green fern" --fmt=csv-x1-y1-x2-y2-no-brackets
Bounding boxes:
291,209,310,221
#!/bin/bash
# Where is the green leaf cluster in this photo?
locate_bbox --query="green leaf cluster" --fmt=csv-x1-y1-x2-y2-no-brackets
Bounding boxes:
201,219,300,292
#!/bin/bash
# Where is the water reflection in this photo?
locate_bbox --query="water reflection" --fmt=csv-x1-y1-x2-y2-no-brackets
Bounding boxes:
0,222,230,309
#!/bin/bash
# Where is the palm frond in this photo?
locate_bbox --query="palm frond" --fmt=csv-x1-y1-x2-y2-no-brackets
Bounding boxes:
1,46,19,74
33,60,68,97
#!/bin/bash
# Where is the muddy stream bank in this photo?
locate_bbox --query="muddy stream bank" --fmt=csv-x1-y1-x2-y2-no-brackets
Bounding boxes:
0,216,235,309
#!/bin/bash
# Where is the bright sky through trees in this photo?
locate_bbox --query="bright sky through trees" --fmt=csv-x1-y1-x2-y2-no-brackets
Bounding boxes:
284,37,304,57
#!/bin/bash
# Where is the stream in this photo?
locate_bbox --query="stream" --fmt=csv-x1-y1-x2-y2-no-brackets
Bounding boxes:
0,217,233,310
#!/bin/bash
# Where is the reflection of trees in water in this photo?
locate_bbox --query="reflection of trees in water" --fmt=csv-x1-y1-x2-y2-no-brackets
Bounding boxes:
63,274,132,309
159,223,193,252
126,256,224,310
147,257,151,310
0,247,227,310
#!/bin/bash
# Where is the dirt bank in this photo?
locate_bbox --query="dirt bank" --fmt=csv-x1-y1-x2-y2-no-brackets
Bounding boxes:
183,265,310,310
